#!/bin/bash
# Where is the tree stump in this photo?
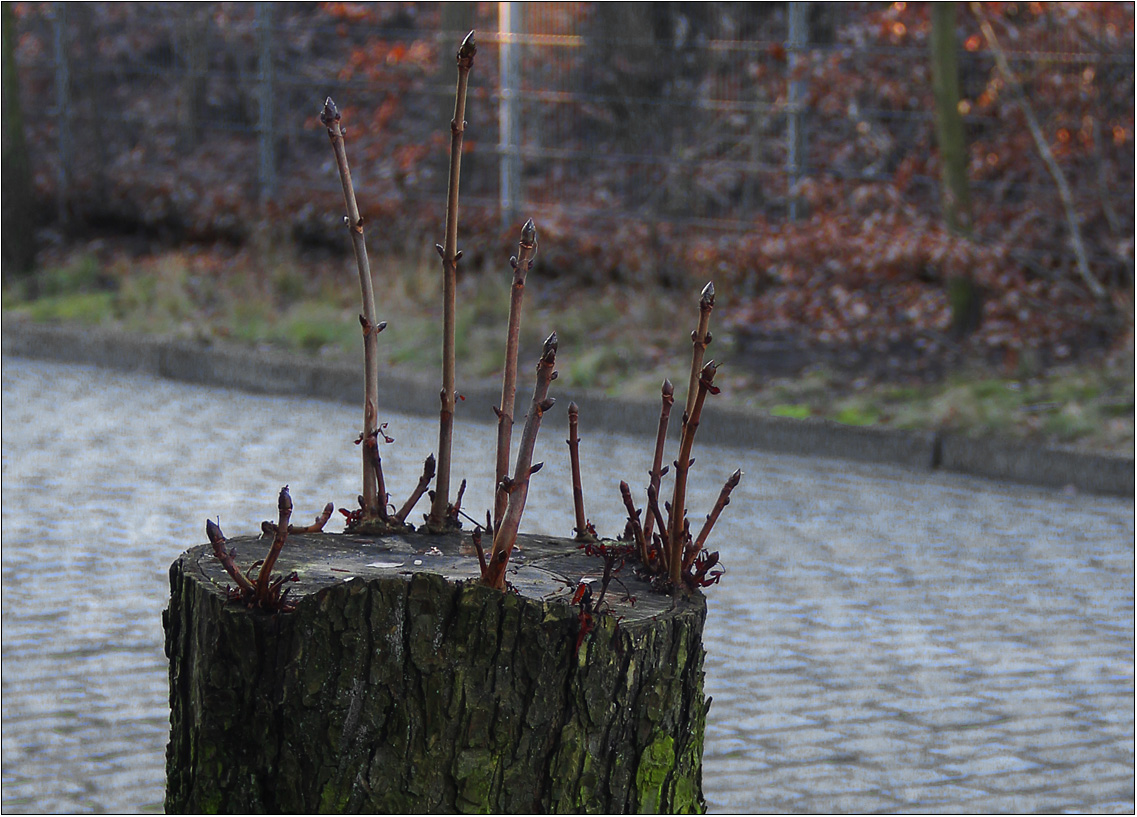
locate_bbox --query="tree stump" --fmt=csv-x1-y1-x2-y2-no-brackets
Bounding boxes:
163,531,709,813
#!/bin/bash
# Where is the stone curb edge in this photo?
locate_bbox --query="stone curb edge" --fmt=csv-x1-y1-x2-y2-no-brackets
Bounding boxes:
3,321,1132,498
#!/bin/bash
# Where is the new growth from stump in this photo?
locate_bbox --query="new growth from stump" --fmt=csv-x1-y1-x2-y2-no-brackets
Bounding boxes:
204,486,334,612
321,96,438,533
320,97,387,524
610,282,741,593
205,35,739,624
428,30,478,533
494,218,538,531
481,331,558,590
567,401,597,542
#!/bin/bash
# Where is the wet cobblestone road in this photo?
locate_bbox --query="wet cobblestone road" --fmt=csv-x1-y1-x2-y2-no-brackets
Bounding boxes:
2,358,1133,812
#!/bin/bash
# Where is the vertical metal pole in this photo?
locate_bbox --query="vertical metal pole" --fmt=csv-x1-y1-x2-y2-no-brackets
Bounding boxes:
786,1,808,221
498,2,521,227
257,3,277,204
52,3,71,225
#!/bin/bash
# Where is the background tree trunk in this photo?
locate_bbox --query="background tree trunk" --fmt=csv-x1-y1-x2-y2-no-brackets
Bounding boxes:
930,2,982,338
2,2,37,279
164,532,708,813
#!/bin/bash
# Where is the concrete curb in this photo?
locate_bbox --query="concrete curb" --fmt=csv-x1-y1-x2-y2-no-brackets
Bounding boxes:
3,321,1132,498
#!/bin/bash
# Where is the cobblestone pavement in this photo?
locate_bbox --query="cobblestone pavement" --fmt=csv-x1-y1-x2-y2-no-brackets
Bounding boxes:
2,358,1133,813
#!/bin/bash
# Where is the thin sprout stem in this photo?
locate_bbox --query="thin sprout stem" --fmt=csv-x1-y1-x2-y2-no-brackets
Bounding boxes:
485,331,557,590
686,469,742,570
568,402,592,540
495,218,537,529
430,31,477,530
394,454,436,525
206,520,256,594
669,360,719,586
320,97,383,517
642,378,674,546
619,481,649,566
255,486,293,603
646,483,671,574
683,282,715,420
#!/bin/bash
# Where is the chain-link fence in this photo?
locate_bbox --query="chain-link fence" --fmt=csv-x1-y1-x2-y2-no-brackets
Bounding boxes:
9,2,1135,285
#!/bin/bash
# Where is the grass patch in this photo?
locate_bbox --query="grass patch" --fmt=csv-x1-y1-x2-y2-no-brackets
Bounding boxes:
272,302,357,353
3,245,1132,457
18,291,116,324
833,405,879,426
770,404,812,420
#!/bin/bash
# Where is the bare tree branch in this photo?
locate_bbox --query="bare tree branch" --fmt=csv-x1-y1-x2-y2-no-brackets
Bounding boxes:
970,4,1105,300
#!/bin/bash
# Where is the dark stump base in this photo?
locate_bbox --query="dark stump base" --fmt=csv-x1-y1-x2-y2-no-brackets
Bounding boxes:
163,531,709,813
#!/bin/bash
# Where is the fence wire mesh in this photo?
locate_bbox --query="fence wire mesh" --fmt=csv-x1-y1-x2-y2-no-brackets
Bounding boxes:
9,2,1135,286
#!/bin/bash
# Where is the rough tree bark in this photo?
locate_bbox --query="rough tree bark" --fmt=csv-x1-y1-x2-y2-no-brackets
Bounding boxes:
164,531,709,813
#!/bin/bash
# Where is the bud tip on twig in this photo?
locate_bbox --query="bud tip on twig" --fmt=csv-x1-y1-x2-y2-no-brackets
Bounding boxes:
521,218,536,245
458,30,477,61
320,97,339,127
700,281,715,307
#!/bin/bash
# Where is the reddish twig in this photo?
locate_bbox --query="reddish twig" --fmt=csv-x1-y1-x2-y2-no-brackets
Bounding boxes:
429,31,477,532
567,402,595,541
301,501,335,533
646,482,670,574
212,488,301,611
320,97,385,519
669,360,720,586
471,526,488,576
618,480,649,566
686,469,742,570
641,378,674,546
394,454,436,525
450,478,467,527
206,519,256,595
254,486,293,604
682,282,715,420
495,218,537,529
361,401,389,521
484,331,557,590
263,501,336,536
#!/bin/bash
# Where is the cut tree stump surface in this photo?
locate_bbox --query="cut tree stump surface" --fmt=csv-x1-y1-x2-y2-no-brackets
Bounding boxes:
165,532,708,814
191,531,676,621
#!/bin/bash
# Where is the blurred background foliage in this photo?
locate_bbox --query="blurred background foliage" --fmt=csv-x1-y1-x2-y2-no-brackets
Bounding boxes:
2,2,1133,452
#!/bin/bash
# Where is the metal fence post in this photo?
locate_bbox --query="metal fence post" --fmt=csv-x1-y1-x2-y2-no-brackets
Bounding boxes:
257,2,277,204
51,2,72,225
498,1,521,227
786,1,808,221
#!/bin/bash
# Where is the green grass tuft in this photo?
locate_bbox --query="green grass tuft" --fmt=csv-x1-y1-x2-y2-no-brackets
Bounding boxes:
770,404,811,419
